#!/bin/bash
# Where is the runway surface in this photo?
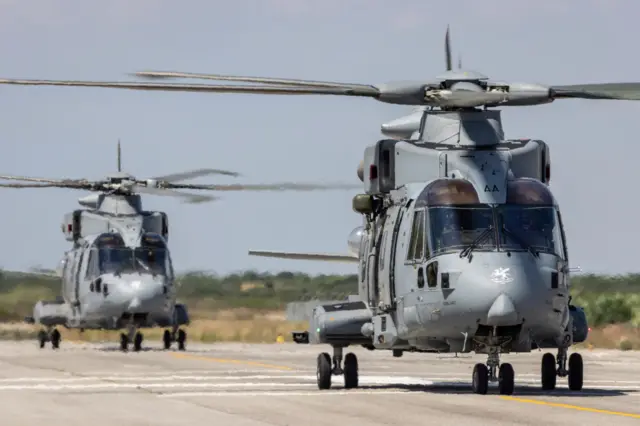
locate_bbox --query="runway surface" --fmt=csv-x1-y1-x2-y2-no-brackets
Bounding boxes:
1,341,639,425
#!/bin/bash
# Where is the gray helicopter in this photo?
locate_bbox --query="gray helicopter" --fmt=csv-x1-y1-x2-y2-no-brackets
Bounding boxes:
0,28,637,393
1,143,358,352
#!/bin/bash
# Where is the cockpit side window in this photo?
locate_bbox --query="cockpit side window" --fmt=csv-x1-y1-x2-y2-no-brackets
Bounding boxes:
406,209,426,262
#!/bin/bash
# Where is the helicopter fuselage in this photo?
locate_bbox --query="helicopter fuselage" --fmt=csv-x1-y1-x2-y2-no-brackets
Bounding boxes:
296,118,587,355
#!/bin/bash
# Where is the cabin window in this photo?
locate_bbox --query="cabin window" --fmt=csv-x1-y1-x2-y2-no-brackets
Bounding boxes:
406,210,426,261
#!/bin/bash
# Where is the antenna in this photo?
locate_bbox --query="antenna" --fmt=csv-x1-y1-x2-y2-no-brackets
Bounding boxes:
445,25,452,71
117,139,122,172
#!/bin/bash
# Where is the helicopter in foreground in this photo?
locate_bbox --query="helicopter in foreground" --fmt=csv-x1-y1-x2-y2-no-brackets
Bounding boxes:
1,143,358,352
0,27,636,393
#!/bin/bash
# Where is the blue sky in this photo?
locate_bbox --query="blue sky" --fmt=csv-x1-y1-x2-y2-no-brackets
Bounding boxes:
0,0,638,276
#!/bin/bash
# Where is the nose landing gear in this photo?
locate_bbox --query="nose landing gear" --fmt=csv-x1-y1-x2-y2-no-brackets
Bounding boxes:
541,348,583,391
316,346,359,390
162,327,187,351
37,327,61,350
120,324,143,352
471,349,515,395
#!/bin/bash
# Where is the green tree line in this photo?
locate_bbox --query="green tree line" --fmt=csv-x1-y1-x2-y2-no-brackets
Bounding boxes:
0,269,638,327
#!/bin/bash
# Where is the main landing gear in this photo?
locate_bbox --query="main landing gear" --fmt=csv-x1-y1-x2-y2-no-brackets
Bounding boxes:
472,349,514,395
162,327,186,351
120,325,143,352
316,346,359,390
541,348,583,391
37,327,61,350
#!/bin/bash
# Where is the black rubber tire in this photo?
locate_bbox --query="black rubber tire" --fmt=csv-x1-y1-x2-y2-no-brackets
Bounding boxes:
37,330,47,349
163,330,172,350
134,332,143,352
344,352,359,389
472,363,489,395
51,329,60,350
316,352,332,390
177,329,186,351
568,352,583,391
498,363,515,395
541,352,556,391
120,334,128,352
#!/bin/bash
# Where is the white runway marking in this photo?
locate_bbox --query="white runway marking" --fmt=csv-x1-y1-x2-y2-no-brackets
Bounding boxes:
0,372,639,394
158,390,412,397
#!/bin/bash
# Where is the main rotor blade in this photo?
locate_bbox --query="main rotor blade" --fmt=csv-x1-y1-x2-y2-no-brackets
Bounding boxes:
133,71,377,90
0,174,88,184
551,83,640,100
133,184,217,203
248,250,359,263
0,78,380,97
0,183,65,188
165,182,361,191
151,168,241,183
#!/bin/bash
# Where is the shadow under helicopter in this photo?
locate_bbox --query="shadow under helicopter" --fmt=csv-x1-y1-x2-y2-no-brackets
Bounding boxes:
94,345,173,353
330,383,631,398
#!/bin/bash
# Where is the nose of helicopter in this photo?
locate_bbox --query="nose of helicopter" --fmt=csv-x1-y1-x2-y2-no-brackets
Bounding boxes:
444,255,554,329
103,273,168,313
126,276,167,312
486,293,519,326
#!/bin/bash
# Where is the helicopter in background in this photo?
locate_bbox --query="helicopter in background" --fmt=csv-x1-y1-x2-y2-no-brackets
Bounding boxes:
2,142,358,352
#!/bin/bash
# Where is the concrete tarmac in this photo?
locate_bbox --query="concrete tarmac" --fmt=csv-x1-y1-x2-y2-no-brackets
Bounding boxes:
1,341,640,425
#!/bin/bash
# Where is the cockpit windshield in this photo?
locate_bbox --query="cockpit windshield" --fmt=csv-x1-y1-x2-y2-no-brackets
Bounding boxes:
88,232,171,277
133,233,169,275
428,206,495,255
493,178,566,257
407,178,567,261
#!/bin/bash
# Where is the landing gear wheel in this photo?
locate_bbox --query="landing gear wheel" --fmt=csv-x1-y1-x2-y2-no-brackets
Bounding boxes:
133,332,143,352
37,330,47,349
498,363,515,395
316,352,332,390
343,352,359,389
177,329,186,351
472,363,489,395
50,329,60,350
119,333,129,352
541,352,556,391
568,353,583,391
163,330,172,350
